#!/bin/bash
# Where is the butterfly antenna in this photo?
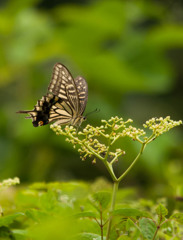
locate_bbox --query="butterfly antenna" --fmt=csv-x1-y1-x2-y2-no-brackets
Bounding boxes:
85,108,100,117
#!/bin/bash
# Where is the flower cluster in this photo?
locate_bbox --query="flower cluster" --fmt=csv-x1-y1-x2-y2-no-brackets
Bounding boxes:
122,126,146,141
0,177,20,189
51,124,108,161
51,117,132,162
51,116,182,163
143,116,182,138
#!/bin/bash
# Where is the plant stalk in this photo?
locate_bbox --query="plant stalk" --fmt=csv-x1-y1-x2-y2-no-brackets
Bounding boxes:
152,225,160,240
106,142,146,239
100,210,103,240
117,143,146,182
106,181,119,240
104,161,117,182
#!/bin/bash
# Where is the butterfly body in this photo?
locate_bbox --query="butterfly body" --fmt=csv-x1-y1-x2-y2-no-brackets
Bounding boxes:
17,63,88,127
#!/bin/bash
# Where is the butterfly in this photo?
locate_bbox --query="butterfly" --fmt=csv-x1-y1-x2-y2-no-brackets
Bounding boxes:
17,63,88,127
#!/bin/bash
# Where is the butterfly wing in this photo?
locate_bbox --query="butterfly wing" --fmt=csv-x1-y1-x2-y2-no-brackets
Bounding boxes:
74,76,88,115
17,63,88,127
17,94,59,127
48,98,75,125
48,63,79,115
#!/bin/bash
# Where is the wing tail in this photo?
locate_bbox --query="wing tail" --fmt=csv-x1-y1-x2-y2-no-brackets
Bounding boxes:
16,110,33,114
16,110,36,119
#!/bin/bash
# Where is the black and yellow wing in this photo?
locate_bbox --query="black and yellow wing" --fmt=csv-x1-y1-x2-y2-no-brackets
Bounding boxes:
75,76,88,115
17,63,88,127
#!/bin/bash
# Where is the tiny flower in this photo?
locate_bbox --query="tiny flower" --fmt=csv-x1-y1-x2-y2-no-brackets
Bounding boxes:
92,159,96,164
114,125,119,130
116,149,121,153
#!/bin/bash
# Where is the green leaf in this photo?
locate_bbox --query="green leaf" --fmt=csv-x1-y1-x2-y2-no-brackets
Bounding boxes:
89,191,111,211
156,204,168,217
112,208,149,217
156,204,168,224
25,209,48,222
39,190,58,211
170,212,183,224
0,213,24,227
126,218,136,231
139,218,157,240
75,211,98,219
12,229,28,240
0,226,15,239
75,233,102,240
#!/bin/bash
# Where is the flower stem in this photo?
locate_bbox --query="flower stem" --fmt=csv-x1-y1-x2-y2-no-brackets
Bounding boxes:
106,181,119,240
104,161,117,182
117,142,146,182
105,142,146,239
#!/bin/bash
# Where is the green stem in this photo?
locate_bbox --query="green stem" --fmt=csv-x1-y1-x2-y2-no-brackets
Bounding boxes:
105,142,146,239
104,123,116,161
71,131,118,181
104,161,117,182
67,132,105,162
111,135,120,145
100,209,103,240
117,142,146,182
102,129,118,181
83,142,105,161
106,181,119,240
152,225,160,240
109,152,123,165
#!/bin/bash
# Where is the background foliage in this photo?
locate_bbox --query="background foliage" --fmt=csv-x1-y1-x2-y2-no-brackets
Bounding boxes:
0,0,183,198
1,180,183,240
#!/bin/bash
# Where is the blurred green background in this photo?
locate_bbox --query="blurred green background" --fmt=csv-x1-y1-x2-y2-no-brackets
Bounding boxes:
0,0,182,196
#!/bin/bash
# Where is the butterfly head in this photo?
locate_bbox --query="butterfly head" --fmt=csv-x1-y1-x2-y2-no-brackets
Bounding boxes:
71,115,87,127
83,116,87,121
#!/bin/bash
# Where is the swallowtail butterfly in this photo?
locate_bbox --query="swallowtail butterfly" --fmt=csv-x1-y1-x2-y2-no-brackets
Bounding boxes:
17,63,88,127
